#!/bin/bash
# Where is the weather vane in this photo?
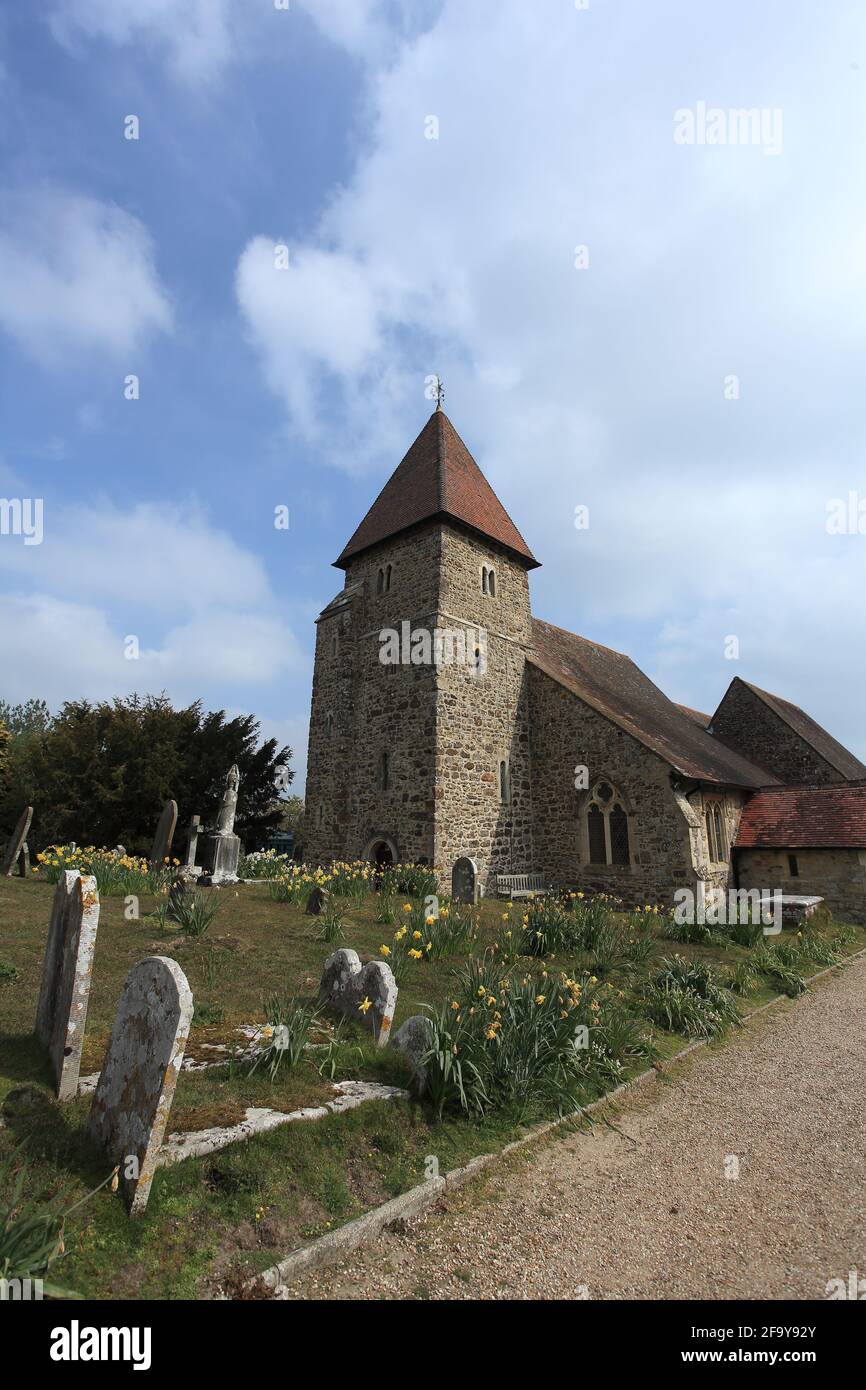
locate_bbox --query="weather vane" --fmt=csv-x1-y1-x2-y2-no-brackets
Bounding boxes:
433,374,445,410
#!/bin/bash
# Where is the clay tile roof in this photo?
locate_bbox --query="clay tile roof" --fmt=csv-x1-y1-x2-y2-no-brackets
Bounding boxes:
729,680,866,781
734,782,866,849
676,703,712,729
334,410,539,570
529,618,774,788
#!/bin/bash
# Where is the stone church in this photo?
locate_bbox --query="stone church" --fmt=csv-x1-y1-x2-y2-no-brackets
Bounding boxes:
305,408,866,919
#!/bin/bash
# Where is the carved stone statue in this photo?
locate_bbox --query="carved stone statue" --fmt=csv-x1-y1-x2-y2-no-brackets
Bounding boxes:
217,765,240,834
199,765,242,885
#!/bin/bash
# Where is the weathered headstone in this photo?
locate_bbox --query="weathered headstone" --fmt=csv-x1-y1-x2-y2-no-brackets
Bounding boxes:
200,767,241,885
35,870,100,1101
148,800,177,869
87,956,193,1215
451,855,479,905
1,806,33,877
305,885,330,916
320,948,397,1046
182,814,201,878
17,843,30,877
391,1014,433,1090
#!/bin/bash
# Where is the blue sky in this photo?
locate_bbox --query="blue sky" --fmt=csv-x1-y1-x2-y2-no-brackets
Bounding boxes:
1,0,866,792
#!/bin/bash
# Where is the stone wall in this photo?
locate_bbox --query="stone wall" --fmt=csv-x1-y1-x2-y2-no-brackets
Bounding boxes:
736,847,866,923
528,665,697,904
711,680,839,785
432,528,535,886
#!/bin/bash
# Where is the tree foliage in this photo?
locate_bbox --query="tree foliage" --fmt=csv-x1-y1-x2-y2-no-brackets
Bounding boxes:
0,694,293,853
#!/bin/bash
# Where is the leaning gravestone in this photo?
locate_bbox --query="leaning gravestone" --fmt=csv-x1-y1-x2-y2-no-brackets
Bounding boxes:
1,806,33,877
320,948,397,1046
148,800,178,869
17,842,30,878
451,855,479,905
35,871,100,1100
87,956,193,1216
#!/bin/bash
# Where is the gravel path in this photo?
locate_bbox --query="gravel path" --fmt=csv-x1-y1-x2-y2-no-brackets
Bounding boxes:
284,955,866,1300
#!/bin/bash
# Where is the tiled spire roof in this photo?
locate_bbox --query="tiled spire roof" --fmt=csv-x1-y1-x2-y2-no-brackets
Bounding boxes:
334,410,539,569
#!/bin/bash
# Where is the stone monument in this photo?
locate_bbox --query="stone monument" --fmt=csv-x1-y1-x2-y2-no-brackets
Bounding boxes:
87,956,193,1215
199,765,241,885
148,800,178,869
35,870,101,1100
2,806,33,877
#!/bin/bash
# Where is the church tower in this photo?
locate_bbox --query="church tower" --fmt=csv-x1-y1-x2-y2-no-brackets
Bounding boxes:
304,407,539,888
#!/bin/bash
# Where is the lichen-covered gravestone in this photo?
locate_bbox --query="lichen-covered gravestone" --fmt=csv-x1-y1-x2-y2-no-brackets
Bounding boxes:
148,799,178,869
1,805,33,877
451,855,479,905
35,870,100,1100
320,948,397,1046
391,1015,433,1091
87,957,193,1215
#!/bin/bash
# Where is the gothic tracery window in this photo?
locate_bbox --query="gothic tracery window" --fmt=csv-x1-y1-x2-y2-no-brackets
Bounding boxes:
585,781,632,868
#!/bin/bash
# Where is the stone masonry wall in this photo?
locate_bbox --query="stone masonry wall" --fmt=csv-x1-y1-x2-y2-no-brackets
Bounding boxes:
736,847,866,923
528,664,696,904
304,525,443,865
711,680,839,785
432,528,535,887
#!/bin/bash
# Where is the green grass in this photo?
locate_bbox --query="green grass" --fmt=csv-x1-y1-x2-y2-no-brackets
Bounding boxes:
1,874,862,1299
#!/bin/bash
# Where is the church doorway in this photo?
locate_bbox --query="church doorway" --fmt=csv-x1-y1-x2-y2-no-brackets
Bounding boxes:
362,834,399,870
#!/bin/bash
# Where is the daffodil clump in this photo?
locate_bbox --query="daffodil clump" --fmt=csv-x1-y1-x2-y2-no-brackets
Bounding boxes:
421,949,655,1123
239,849,293,880
34,845,174,896
268,860,373,905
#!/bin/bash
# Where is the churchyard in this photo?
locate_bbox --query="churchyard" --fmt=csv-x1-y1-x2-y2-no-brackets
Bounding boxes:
1,824,863,1299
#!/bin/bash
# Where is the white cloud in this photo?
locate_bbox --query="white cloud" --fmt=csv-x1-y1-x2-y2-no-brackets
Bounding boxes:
48,0,236,86
0,500,270,613
0,501,305,711
0,189,172,366
48,0,411,84
232,0,866,756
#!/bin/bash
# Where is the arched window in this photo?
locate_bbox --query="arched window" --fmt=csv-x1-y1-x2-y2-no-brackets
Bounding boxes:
705,801,726,862
385,564,392,593
317,804,324,828
380,750,390,791
584,781,632,868
331,630,338,657
376,568,384,595
481,567,488,594
325,712,334,736
587,804,606,864
499,758,510,804
488,568,496,597
609,804,630,865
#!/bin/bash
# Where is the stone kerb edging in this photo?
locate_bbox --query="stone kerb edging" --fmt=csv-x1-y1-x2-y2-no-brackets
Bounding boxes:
247,947,866,1298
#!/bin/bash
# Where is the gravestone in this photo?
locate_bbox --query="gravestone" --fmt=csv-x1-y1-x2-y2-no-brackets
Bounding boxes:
87,956,193,1215
1,806,33,877
451,856,479,905
320,948,397,1046
17,843,30,877
148,800,177,869
35,870,100,1100
305,885,330,916
182,814,201,879
391,1015,433,1090
200,766,241,885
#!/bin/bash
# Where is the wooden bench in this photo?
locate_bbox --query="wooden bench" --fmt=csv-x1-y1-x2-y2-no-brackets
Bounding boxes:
494,873,548,900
